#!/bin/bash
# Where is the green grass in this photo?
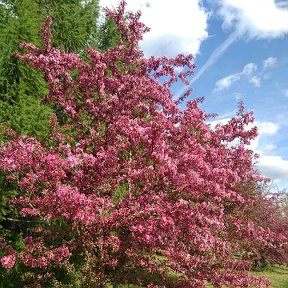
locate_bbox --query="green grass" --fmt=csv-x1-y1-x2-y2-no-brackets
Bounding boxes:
254,265,288,288
105,265,288,288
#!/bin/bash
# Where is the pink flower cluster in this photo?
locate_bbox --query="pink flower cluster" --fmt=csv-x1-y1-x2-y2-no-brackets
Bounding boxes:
1,253,16,269
1,246,16,269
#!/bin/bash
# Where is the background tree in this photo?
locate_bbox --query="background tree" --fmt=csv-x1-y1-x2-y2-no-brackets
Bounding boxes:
97,16,122,52
0,0,50,139
225,181,288,270
0,0,100,140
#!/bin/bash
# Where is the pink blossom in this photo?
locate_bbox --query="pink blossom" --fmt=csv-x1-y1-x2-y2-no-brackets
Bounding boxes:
1,253,16,269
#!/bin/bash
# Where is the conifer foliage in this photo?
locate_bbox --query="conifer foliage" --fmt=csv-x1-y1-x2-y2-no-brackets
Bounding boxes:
0,1,287,287
0,0,100,140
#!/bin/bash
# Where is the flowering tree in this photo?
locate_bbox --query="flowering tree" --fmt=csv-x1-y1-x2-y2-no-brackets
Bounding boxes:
223,180,288,270
0,1,287,287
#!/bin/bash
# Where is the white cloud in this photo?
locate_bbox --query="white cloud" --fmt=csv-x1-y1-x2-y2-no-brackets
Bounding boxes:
214,74,241,91
208,118,280,151
248,121,279,151
263,57,277,70
249,76,261,87
256,121,279,135
247,122,287,189
242,63,257,76
100,0,209,57
218,0,288,39
212,58,281,91
256,154,288,189
241,63,261,87
213,62,261,91
263,144,276,151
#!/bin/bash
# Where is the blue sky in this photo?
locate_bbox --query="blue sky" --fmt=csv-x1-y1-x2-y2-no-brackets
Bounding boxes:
100,0,288,190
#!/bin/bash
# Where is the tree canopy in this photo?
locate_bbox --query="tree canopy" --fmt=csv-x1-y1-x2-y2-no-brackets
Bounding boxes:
0,0,101,140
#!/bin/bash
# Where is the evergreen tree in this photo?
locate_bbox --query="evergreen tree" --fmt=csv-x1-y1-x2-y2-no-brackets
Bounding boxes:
35,0,100,53
0,0,100,140
97,16,122,52
0,0,50,139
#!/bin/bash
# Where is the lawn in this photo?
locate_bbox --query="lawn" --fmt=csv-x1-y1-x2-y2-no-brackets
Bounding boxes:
254,265,288,288
105,265,288,287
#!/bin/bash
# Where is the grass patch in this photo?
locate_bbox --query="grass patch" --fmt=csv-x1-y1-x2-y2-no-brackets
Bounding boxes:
105,265,288,287
253,265,288,288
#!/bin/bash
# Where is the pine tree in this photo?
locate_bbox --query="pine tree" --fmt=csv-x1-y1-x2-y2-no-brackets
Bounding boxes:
0,0,100,140
97,16,122,52
34,0,100,53
0,0,50,139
